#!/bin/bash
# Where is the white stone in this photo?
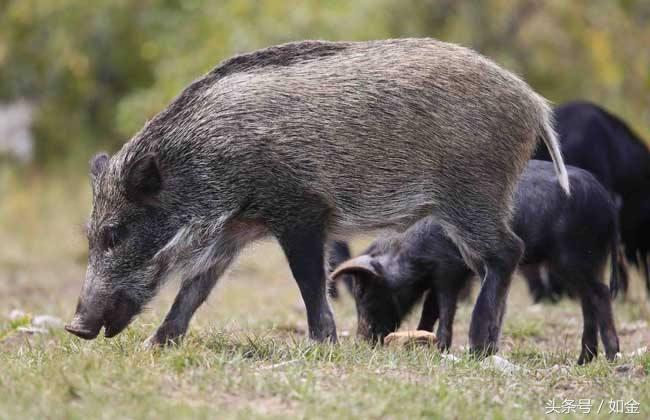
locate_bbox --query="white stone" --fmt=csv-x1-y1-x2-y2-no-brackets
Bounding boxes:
441,354,460,366
32,315,64,329
17,326,48,335
480,355,523,374
8,309,26,320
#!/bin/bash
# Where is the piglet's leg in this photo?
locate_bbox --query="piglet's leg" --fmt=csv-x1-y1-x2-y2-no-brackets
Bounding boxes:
592,282,620,361
577,290,599,364
145,265,224,347
417,289,439,332
435,282,464,352
325,241,353,299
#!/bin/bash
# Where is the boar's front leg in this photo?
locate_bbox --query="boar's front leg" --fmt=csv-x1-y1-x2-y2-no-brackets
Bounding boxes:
145,266,221,347
277,224,337,343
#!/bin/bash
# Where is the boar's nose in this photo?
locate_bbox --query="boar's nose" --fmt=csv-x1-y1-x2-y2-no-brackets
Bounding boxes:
65,313,102,340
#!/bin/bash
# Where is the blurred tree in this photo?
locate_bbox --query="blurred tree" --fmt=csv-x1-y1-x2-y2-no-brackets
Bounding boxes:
0,0,648,167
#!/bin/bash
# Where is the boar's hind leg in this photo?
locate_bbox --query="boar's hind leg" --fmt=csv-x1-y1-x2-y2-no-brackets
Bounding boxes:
146,266,221,347
444,218,523,357
277,224,337,343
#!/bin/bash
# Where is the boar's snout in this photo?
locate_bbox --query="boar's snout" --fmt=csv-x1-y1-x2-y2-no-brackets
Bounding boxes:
65,290,141,340
65,312,102,340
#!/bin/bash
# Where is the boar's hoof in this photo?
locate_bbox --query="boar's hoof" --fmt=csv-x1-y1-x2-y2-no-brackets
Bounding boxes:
384,330,437,348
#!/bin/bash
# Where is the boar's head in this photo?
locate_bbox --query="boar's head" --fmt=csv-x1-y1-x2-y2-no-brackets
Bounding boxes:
66,152,182,339
329,238,432,343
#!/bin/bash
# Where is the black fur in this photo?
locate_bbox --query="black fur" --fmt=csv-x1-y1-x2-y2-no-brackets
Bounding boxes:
534,101,650,296
331,161,620,363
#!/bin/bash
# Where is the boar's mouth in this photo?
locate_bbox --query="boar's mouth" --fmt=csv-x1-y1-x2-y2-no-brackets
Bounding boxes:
103,320,129,338
103,291,141,338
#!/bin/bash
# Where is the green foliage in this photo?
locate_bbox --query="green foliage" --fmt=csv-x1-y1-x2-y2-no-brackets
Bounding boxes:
1,0,649,166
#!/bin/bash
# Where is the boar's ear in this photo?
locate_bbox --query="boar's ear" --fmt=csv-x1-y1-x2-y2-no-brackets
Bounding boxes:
89,153,110,184
124,153,162,204
330,255,382,282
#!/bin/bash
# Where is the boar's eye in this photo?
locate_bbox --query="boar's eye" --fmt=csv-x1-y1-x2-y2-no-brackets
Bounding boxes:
100,225,127,251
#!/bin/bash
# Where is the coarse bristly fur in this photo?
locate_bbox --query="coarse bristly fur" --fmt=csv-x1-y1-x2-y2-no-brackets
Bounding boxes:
330,161,620,364
65,39,568,351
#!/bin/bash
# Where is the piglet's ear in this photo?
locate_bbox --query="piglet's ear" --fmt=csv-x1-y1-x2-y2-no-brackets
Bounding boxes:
329,255,382,282
89,153,110,183
124,153,162,204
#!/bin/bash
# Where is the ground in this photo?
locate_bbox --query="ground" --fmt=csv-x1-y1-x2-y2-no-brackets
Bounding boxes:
1,172,649,419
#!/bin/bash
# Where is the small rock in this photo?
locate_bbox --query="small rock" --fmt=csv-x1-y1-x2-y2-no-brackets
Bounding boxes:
32,315,64,329
440,353,460,366
384,330,437,348
258,359,301,370
548,364,569,376
8,309,26,320
615,363,633,374
17,326,48,335
480,355,523,374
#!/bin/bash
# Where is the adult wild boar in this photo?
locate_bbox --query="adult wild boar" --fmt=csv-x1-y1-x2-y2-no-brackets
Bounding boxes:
65,39,569,354
534,101,650,297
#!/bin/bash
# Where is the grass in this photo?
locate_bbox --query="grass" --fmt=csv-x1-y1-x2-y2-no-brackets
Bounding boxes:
1,170,650,419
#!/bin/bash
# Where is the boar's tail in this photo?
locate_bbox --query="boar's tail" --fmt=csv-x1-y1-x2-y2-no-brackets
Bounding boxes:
537,100,570,195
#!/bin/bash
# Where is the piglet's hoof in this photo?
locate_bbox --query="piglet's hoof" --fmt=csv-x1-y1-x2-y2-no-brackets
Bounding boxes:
384,330,437,348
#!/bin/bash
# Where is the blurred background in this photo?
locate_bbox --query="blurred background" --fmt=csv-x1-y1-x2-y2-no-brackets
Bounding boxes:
2,6,650,416
1,0,650,169
0,0,649,281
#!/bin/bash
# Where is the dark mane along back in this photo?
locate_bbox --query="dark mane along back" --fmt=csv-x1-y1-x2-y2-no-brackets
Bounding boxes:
148,41,349,134
209,40,349,79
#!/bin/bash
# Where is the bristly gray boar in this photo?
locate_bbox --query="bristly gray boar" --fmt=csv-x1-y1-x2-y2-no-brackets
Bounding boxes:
65,39,569,353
